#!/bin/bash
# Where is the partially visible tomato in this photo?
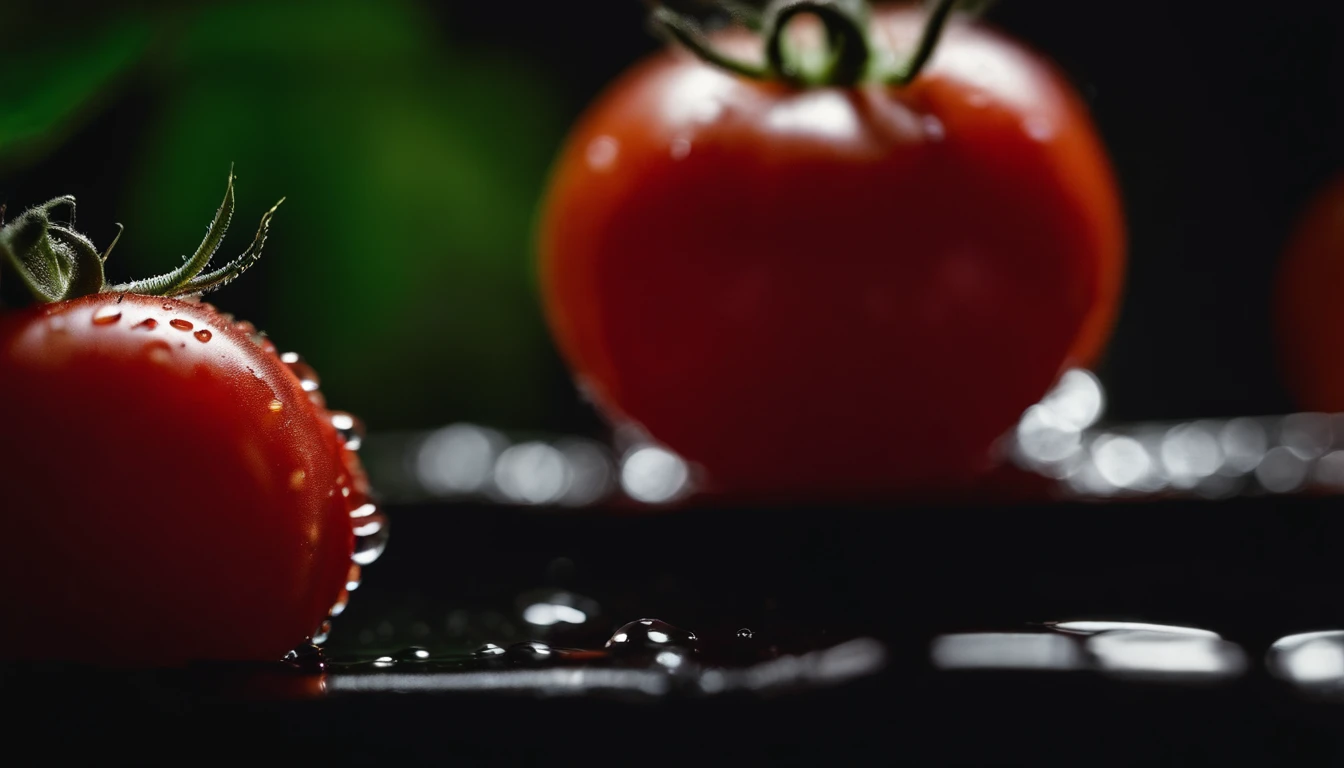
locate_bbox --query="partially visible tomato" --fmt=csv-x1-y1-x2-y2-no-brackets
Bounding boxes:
538,3,1125,496
0,174,369,665
1276,174,1344,412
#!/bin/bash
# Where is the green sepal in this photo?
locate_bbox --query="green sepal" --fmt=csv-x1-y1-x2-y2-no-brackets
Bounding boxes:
0,196,104,303
0,168,281,307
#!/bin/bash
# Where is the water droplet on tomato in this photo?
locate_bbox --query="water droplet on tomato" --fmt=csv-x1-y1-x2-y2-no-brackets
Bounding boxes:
352,508,389,565
921,114,945,142
329,589,350,617
312,620,333,645
133,318,158,331
586,135,619,172
91,306,121,325
289,469,307,490
267,399,283,413
280,351,321,392
346,563,362,591
396,646,432,663
145,340,172,364
193,329,212,343
670,137,692,160
330,411,366,450
169,318,193,331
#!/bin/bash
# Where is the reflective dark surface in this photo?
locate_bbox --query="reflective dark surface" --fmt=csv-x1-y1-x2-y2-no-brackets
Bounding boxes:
8,493,1344,765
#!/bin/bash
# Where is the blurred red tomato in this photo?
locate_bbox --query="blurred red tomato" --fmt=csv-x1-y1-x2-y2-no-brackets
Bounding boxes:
1276,175,1344,411
538,5,1125,497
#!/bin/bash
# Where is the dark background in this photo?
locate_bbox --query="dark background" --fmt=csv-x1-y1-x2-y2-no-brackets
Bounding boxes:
4,0,1344,437
6,6,1344,762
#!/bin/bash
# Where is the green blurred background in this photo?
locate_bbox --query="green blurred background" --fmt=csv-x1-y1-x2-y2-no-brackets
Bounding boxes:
0,0,653,435
3,0,1344,433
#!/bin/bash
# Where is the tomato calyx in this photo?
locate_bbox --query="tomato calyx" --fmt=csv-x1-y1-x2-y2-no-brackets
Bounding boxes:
0,167,282,308
649,0,967,88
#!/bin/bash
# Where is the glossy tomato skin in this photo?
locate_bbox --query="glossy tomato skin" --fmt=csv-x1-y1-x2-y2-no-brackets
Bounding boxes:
538,7,1125,496
1276,175,1344,412
0,294,358,665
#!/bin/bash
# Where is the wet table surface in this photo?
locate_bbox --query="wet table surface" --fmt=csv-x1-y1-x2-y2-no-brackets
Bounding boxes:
9,495,1344,765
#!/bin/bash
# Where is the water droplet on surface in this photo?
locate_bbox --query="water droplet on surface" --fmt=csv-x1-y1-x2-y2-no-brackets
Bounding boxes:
351,509,390,565
169,318,193,331
133,318,158,331
330,411,366,450
193,329,212,343
736,628,755,639
1087,630,1247,681
281,352,321,391
372,656,396,668
670,137,692,160
930,632,1085,671
1049,621,1219,638
1220,418,1268,474
620,446,691,503
91,306,121,325
415,424,507,496
1267,631,1344,691
507,641,556,665
1255,446,1308,493
556,439,616,506
518,589,601,642
494,441,570,504
283,641,326,671
289,469,307,490
473,643,506,659
395,646,432,663
267,399,283,413
345,563,362,591
606,618,698,655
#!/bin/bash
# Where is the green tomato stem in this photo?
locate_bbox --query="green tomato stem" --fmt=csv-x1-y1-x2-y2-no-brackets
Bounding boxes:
647,0,976,89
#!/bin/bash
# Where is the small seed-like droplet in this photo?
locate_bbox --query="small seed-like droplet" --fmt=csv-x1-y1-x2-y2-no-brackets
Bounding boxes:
194,329,212,343
169,318,193,331
133,318,158,331
268,400,283,412
91,306,121,325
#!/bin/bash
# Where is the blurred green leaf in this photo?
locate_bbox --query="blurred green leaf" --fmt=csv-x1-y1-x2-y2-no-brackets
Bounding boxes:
123,0,566,431
0,18,152,172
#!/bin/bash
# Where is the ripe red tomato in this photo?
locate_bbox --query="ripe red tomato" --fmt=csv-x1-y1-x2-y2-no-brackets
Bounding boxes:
0,176,369,665
1276,174,1344,412
538,4,1125,496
